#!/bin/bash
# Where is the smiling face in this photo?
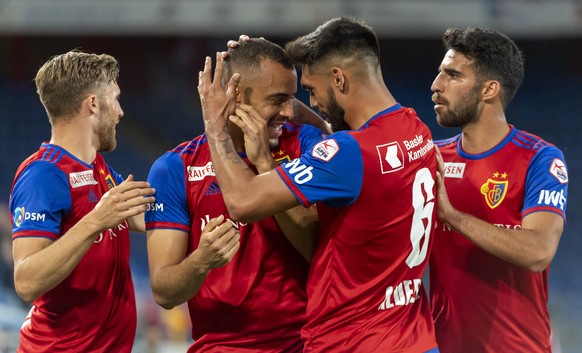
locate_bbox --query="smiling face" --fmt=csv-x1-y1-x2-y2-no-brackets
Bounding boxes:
95,81,123,152
431,49,483,128
241,59,297,148
300,66,349,132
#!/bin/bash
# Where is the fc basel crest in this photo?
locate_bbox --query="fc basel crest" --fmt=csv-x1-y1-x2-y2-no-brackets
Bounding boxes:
105,174,117,190
480,172,508,209
272,149,291,165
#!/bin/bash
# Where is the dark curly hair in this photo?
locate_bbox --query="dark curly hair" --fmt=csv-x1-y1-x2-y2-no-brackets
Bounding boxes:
443,27,524,108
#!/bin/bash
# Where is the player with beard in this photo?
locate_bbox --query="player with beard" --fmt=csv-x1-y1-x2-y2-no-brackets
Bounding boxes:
429,28,568,352
198,17,439,353
145,38,327,352
9,50,155,352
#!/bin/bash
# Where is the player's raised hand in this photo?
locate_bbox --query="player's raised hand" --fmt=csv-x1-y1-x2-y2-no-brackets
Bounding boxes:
193,215,240,270
86,174,155,231
229,104,273,170
198,53,240,135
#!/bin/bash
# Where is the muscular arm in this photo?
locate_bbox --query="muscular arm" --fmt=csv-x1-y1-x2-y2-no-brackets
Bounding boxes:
198,54,299,222
435,151,563,272
147,215,240,309
13,176,154,302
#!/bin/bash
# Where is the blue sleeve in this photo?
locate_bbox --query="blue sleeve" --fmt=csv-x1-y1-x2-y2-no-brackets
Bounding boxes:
523,145,568,219
145,152,190,230
298,124,326,152
10,162,71,239
277,131,363,207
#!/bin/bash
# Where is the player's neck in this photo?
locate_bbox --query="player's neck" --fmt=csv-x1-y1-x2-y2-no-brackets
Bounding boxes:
461,111,510,154
346,82,396,130
50,119,98,164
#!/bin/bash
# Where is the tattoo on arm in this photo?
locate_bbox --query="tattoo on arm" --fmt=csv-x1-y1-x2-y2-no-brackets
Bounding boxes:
219,135,245,166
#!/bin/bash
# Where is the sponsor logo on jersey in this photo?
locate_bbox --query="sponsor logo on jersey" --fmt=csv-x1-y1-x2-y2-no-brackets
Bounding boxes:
200,214,247,231
88,189,99,203
147,202,164,212
549,158,568,184
205,182,222,196
283,159,313,184
403,135,424,150
312,139,339,161
537,189,566,210
443,162,465,178
105,174,116,190
94,220,128,243
13,207,46,227
378,278,422,310
188,162,215,182
272,149,291,164
480,171,508,209
407,139,434,163
376,142,404,174
69,170,98,188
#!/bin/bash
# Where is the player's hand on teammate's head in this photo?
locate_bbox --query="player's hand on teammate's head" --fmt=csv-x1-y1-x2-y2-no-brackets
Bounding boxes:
221,35,251,59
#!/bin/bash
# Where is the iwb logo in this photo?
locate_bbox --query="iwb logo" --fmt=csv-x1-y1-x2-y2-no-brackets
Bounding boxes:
283,159,313,184
376,142,404,174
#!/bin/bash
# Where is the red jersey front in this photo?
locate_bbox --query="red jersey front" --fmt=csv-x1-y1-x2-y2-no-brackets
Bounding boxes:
430,126,568,353
9,143,136,353
145,124,309,352
276,105,438,352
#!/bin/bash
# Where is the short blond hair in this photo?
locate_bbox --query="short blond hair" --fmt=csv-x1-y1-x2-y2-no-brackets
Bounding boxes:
34,50,119,122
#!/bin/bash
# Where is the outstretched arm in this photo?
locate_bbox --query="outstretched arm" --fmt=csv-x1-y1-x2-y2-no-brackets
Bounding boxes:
13,175,155,302
147,215,240,309
435,148,563,272
198,54,299,222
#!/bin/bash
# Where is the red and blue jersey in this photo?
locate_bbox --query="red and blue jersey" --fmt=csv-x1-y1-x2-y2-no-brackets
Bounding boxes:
9,143,136,353
145,123,310,353
276,104,438,353
430,125,568,353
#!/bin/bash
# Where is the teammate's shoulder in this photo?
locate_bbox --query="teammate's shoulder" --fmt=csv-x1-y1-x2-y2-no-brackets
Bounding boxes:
510,128,556,153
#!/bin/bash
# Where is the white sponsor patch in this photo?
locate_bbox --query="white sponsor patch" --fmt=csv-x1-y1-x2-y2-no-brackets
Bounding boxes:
312,139,339,161
377,142,404,174
537,189,566,210
549,158,568,184
188,162,215,181
69,170,98,188
443,162,466,179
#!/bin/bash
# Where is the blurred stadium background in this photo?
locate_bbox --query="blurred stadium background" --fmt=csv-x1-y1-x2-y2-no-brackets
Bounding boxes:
0,0,580,352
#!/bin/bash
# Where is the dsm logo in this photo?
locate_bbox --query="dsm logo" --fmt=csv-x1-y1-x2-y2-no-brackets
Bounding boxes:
13,207,46,227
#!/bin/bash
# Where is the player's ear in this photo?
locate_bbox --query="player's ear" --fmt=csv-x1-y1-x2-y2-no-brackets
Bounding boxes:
331,68,346,94
481,80,500,102
234,85,243,104
84,94,98,115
